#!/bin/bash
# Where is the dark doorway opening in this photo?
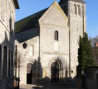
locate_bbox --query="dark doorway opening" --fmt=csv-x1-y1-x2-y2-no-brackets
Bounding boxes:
27,63,32,84
51,62,59,83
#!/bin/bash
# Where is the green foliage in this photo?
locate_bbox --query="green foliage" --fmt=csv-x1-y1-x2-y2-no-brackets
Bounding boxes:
92,46,98,65
14,76,20,81
78,33,94,72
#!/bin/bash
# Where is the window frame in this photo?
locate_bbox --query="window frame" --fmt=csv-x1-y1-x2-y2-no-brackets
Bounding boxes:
74,4,77,15
78,5,81,16
3,46,7,78
54,31,59,41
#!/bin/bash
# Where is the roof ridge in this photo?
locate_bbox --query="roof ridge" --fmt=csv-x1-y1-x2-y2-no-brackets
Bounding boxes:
15,8,48,33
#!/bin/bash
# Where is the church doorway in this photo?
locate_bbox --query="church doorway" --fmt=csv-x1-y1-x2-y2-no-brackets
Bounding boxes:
51,62,59,83
27,63,32,84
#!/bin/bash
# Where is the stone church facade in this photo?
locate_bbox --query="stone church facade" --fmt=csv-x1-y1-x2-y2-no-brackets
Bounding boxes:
15,0,86,85
0,0,19,89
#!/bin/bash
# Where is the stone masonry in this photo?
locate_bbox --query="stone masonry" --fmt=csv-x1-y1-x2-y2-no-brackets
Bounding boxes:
0,0,19,89
15,0,86,85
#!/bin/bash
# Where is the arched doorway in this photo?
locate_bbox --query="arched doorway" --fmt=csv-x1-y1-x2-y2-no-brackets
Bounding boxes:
27,63,32,84
51,62,59,83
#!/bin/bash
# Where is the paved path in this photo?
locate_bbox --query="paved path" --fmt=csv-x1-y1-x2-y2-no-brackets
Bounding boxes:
20,84,43,89
20,84,79,89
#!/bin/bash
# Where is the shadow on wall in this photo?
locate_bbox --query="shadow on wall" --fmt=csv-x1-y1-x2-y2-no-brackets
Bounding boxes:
0,31,15,89
15,26,80,87
14,48,80,88
15,27,39,43
26,58,43,84
26,58,78,85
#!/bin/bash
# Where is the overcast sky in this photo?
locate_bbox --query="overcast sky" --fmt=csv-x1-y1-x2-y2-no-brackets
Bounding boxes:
16,0,98,38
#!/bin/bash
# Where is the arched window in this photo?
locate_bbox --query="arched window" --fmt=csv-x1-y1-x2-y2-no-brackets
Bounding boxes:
9,17,12,32
54,31,58,41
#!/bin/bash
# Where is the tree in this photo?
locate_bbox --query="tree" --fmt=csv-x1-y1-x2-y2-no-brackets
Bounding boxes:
92,46,98,65
90,36,98,65
90,36,98,46
78,33,94,73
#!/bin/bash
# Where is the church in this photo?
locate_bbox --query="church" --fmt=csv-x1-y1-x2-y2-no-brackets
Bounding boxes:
15,0,86,85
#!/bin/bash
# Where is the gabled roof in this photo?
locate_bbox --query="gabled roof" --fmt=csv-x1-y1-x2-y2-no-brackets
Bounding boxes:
59,0,86,4
15,1,68,33
15,8,48,33
39,1,68,25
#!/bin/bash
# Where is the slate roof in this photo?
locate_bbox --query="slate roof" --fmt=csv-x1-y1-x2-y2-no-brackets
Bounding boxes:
13,0,19,9
59,0,85,4
15,8,48,33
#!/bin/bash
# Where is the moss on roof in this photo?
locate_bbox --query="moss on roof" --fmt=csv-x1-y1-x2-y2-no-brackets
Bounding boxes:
15,8,48,33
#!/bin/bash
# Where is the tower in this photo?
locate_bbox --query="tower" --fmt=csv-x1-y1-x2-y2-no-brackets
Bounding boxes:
59,0,86,79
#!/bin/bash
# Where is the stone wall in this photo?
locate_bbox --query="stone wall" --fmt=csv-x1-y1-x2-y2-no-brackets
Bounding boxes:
68,1,86,79
15,1,87,84
39,2,69,82
15,27,39,85
84,66,98,89
60,0,86,79
0,0,17,89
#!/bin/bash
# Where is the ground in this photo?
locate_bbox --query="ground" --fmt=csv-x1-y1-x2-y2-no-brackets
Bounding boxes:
20,84,80,89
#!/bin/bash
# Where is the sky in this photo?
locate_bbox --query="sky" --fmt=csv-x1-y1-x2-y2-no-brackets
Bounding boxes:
16,0,98,38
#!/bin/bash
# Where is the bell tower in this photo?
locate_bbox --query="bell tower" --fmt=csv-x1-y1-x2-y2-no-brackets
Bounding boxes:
59,0,86,79
59,0,86,17
59,0,69,16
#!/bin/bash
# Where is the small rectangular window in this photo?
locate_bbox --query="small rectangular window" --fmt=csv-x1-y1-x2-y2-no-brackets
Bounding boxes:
10,18,12,32
11,51,13,76
3,46,7,78
78,5,81,15
8,49,10,77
